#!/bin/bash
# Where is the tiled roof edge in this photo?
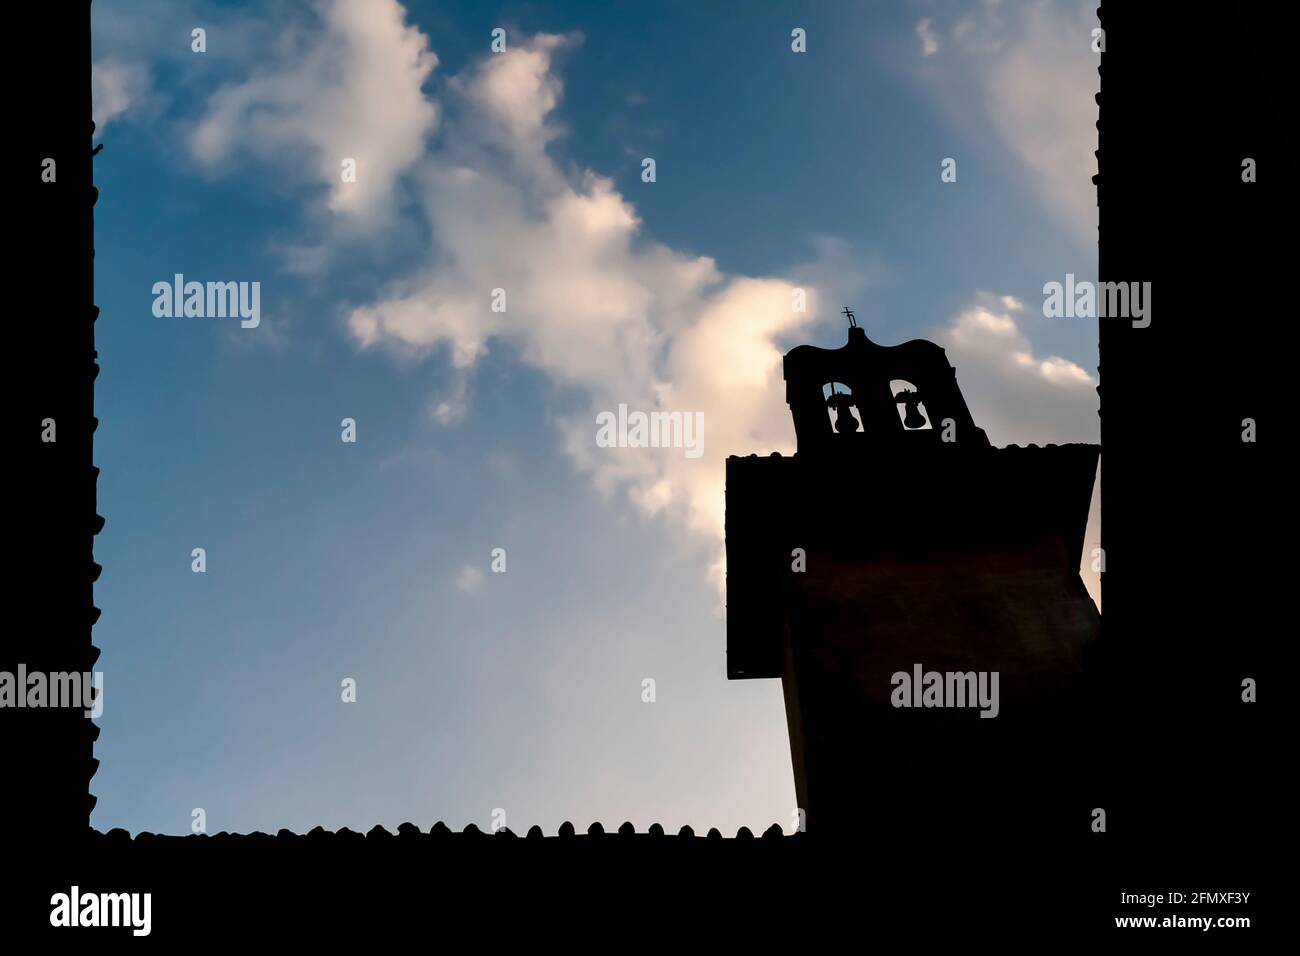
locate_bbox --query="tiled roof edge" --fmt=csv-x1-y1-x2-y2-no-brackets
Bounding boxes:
94,822,796,841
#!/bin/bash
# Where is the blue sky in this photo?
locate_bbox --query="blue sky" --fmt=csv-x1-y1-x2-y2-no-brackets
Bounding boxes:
90,0,1101,836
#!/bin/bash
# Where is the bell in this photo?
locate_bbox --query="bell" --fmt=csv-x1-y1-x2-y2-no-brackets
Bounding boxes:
903,400,927,430
826,388,861,434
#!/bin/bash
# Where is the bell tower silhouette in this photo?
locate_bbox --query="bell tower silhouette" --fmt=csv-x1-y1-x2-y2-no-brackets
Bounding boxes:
726,311,1100,835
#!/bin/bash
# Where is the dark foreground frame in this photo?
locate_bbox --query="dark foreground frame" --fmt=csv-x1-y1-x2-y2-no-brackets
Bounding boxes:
7,1,1276,941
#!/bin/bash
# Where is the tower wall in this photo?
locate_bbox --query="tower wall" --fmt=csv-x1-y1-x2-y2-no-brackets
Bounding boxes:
726,445,1100,834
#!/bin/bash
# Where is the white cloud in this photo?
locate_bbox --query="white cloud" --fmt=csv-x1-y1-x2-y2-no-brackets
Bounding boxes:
937,294,1097,446
455,565,485,594
185,8,1096,598
428,374,470,426
330,33,825,593
188,0,439,226
92,60,150,136
983,4,1099,241
452,32,574,166
916,19,941,56
914,1,1099,245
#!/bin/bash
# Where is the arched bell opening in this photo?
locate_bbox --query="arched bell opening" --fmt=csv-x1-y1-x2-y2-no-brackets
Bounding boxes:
822,381,863,434
889,379,932,430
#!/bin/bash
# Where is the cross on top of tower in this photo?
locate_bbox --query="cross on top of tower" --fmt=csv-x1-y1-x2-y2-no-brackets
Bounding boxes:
842,306,857,328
